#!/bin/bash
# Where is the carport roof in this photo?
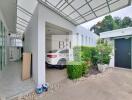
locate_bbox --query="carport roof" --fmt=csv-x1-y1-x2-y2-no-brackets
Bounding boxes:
39,0,131,25
17,0,131,33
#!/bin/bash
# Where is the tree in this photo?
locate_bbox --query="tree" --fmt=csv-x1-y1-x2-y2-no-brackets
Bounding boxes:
100,15,118,31
90,15,118,35
90,15,132,35
121,17,132,28
90,22,102,35
114,17,122,28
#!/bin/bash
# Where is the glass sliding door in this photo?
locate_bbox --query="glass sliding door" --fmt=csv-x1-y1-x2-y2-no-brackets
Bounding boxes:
0,20,6,71
0,21,2,70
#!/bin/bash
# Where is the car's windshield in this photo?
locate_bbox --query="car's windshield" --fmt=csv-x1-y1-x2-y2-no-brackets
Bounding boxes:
59,49,69,53
48,50,57,53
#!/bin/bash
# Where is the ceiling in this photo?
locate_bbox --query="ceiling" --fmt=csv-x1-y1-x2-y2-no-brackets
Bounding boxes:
17,0,37,34
0,0,17,33
17,0,131,34
39,0,131,25
46,22,72,36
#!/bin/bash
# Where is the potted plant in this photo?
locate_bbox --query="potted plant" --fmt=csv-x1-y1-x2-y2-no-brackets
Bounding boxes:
96,39,112,72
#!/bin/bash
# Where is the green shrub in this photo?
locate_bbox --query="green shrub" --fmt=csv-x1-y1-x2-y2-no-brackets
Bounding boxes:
96,39,112,64
67,61,90,79
73,46,82,61
73,46,97,65
67,61,84,79
82,62,90,75
81,46,92,61
68,41,112,80
89,47,98,65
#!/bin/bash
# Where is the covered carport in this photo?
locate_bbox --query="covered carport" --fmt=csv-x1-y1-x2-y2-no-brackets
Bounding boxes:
19,0,132,87
45,22,72,84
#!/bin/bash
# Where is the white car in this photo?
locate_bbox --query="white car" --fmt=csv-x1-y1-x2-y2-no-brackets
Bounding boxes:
46,49,70,69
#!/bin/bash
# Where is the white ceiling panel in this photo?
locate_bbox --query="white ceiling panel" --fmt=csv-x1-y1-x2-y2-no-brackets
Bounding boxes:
85,13,96,21
17,28,24,33
17,0,38,34
62,6,74,15
46,0,61,6
17,10,31,22
59,2,68,10
69,12,80,19
76,18,85,24
95,7,109,17
18,0,37,14
56,0,66,8
110,0,129,11
109,0,120,4
94,3,107,11
78,5,91,15
89,0,106,9
16,24,25,30
71,0,86,9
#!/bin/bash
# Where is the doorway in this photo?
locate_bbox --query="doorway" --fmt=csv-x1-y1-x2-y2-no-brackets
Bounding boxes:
115,38,131,69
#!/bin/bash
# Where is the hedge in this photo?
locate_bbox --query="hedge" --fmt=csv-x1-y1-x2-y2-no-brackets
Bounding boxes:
67,61,87,79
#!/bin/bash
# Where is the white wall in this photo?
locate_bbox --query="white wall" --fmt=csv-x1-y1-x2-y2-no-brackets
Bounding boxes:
106,39,115,67
24,6,39,85
0,0,17,33
73,26,97,47
24,3,97,85
46,35,72,52
100,27,132,39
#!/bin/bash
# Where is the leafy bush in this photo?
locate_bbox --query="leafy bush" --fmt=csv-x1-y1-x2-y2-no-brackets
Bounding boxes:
80,46,92,61
68,43,112,80
73,46,97,65
90,47,98,65
73,46,82,61
82,62,91,75
67,61,87,79
96,39,112,64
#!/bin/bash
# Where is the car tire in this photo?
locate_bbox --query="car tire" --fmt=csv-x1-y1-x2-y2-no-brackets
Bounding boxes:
57,59,66,69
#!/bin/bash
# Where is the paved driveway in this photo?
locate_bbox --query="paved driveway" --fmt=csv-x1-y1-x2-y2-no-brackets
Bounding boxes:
40,68,132,100
46,68,67,84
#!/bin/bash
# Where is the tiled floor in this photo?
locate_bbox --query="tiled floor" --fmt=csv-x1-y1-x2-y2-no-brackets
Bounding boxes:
0,61,35,99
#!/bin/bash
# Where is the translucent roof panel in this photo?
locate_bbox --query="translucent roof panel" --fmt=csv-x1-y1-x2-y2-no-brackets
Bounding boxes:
40,0,131,25
17,0,131,34
17,0,38,34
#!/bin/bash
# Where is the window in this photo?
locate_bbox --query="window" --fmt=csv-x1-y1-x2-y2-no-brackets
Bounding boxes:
81,35,83,45
48,50,58,53
89,37,90,44
85,36,87,45
76,33,79,45
59,49,69,53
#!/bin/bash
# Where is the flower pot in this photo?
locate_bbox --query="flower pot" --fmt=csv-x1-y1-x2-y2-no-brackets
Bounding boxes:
97,64,108,72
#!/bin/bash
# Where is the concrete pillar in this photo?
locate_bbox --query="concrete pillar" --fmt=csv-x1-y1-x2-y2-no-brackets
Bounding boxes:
37,16,46,85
